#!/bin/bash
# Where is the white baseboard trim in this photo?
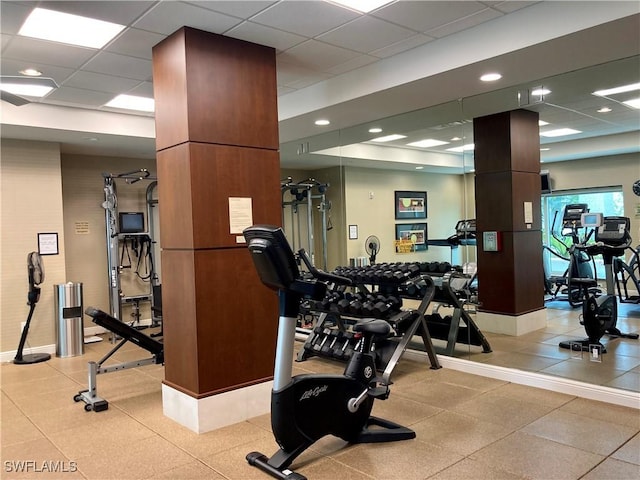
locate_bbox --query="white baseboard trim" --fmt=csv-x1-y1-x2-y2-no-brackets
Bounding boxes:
0,344,56,363
403,350,640,410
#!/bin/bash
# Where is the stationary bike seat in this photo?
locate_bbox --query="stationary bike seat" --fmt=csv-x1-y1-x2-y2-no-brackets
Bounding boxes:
353,319,391,336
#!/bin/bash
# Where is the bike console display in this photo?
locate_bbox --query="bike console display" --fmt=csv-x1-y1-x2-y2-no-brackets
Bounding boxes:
595,216,631,248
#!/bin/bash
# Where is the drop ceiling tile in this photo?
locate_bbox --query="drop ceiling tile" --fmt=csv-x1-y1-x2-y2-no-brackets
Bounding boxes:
371,1,487,33
45,85,114,107
369,33,434,59
326,54,379,76
492,1,541,14
318,15,416,54
83,51,152,81
62,71,141,93
187,1,277,19
0,1,33,35
427,8,503,39
277,85,297,96
35,1,156,26
279,40,361,72
128,81,154,98
250,1,360,37
287,72,335,90
276,58,326,86
133,1,242,35
226,21,306,52
106,28,166,60
2,37,96,69
0,59,75,84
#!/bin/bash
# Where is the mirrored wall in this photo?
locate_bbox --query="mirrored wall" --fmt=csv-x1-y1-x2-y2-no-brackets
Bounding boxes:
281,55,640,393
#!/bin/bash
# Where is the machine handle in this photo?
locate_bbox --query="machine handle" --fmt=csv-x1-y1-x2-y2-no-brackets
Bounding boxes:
297,249,352,286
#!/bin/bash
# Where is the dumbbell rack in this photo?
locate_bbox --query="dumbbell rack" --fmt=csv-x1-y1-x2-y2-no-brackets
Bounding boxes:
297,263,441,383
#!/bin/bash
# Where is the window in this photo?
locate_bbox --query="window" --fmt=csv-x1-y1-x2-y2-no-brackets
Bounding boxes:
542,187,624,279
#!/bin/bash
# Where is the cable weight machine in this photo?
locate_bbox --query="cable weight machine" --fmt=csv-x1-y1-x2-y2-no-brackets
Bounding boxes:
102,169,160,327
281,177,331,270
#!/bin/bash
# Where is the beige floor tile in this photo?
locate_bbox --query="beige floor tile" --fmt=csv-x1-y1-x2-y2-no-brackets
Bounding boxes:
580,457,640,480
559,397,640,429
488,382,575,408
0,363,57,385
521,409,638,455
452,390,557,430
517,341,576,359
426,457,526,480
8,386,88,416
246,412,272,433
75,435,194,480
395,380,484,410
540,359,630,385
411,410,512,456
332,439,463,480
1,437,84,478
296,456,375,479
479,351,565,371
1,372,81,399
612,433,640,465
371,392,441,426
0,412,45,447
427,368,509,392
27,400,132,434
605,370,640,391
470,431,604,480
149,459,226,479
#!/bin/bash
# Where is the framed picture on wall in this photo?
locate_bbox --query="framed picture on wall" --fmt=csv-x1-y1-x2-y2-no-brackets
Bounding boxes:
395,223,428,251
395,191,427,219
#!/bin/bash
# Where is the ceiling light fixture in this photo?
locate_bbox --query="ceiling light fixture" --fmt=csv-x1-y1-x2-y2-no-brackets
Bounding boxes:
539,128,581,137
315,119,330,126
622,98,640,109
531,88,551,96
406,139,450,148
19,7,125,49
446,144,474,153
104,94,155,112
538,120,549,126
450,136,461,141
593,82,640,97
19,68,42,77
597,107,612,113
415,166,424,170
0,76,58,97
368,127,382,133
480,73,502,82
540,148,550,151
328,0,394,13
370,134,407,142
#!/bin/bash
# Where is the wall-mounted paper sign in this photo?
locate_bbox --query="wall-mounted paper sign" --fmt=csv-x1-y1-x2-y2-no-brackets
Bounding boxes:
38,232,59,255
75,221,90,234
229,197,253,234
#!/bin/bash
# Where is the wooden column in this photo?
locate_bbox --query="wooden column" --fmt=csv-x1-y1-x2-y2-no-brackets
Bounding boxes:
474,109,544,317
152,27,280,400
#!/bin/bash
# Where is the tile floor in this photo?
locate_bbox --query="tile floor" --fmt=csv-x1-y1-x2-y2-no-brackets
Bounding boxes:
2,321,640,480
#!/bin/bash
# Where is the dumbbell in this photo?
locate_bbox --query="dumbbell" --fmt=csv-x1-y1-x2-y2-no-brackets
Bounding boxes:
371,295,402,318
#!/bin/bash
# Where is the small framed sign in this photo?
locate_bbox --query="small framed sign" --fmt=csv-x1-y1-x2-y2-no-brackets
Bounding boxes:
38,232,59,255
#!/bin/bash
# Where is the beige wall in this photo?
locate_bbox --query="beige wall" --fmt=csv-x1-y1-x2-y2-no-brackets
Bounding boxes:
61,155,157,323
1,140,66,352
344,167,466,265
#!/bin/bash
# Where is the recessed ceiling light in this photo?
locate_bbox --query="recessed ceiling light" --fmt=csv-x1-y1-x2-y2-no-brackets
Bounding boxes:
329,0,394,13
19,68,42,77
315,119,330,126
538,120,549,126
593,82,640,97
597,107,612,113
368,127,382,133
623,98,640,109
415,166,424,170
540,128,581,137
19,7,125,49
480,73,502,82
446,144,474,153
406,139,450,148
104,94,155,112
370,134,407,142
531,88,551,96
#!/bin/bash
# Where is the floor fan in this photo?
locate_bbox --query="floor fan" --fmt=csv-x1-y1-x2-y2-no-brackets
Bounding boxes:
365,235,381,265
14,252,51,364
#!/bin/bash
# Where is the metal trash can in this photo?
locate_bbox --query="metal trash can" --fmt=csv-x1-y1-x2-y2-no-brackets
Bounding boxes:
54,282,84,357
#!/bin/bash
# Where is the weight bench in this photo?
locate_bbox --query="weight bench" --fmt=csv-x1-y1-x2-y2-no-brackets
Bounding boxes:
74,307,164,412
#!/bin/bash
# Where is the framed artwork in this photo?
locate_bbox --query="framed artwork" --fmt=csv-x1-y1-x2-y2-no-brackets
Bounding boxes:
395,223,428,252
395,191,427,219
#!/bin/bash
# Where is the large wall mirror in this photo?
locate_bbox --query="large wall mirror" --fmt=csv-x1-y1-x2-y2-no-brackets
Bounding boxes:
280,55,640,394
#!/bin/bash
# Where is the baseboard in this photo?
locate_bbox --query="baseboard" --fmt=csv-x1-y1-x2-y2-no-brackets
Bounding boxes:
403,350,640,410
0,344,56,363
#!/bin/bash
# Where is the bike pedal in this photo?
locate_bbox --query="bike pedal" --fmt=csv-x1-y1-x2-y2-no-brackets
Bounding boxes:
368,386,390,400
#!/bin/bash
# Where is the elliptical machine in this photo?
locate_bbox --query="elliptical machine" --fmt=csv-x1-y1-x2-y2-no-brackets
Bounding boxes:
559,214,639,353
243,225,415,480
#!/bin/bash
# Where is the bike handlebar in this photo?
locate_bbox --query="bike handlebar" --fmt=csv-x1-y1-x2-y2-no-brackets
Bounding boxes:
297,249,352,286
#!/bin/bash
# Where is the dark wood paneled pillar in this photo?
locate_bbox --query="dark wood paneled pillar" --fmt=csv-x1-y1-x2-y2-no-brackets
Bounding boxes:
152,27,280,399
474,109,544,316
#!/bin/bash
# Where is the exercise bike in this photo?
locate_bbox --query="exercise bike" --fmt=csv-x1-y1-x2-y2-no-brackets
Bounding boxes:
243,225,415,480
559,214,639,353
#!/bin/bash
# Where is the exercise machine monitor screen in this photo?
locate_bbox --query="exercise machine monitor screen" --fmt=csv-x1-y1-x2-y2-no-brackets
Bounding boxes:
580,212,603,229
119,212,145,234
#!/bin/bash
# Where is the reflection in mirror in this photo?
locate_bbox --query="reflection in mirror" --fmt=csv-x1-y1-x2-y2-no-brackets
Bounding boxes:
284,55,639,395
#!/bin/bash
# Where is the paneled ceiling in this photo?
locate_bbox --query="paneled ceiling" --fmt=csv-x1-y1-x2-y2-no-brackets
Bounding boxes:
1,1,639,171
